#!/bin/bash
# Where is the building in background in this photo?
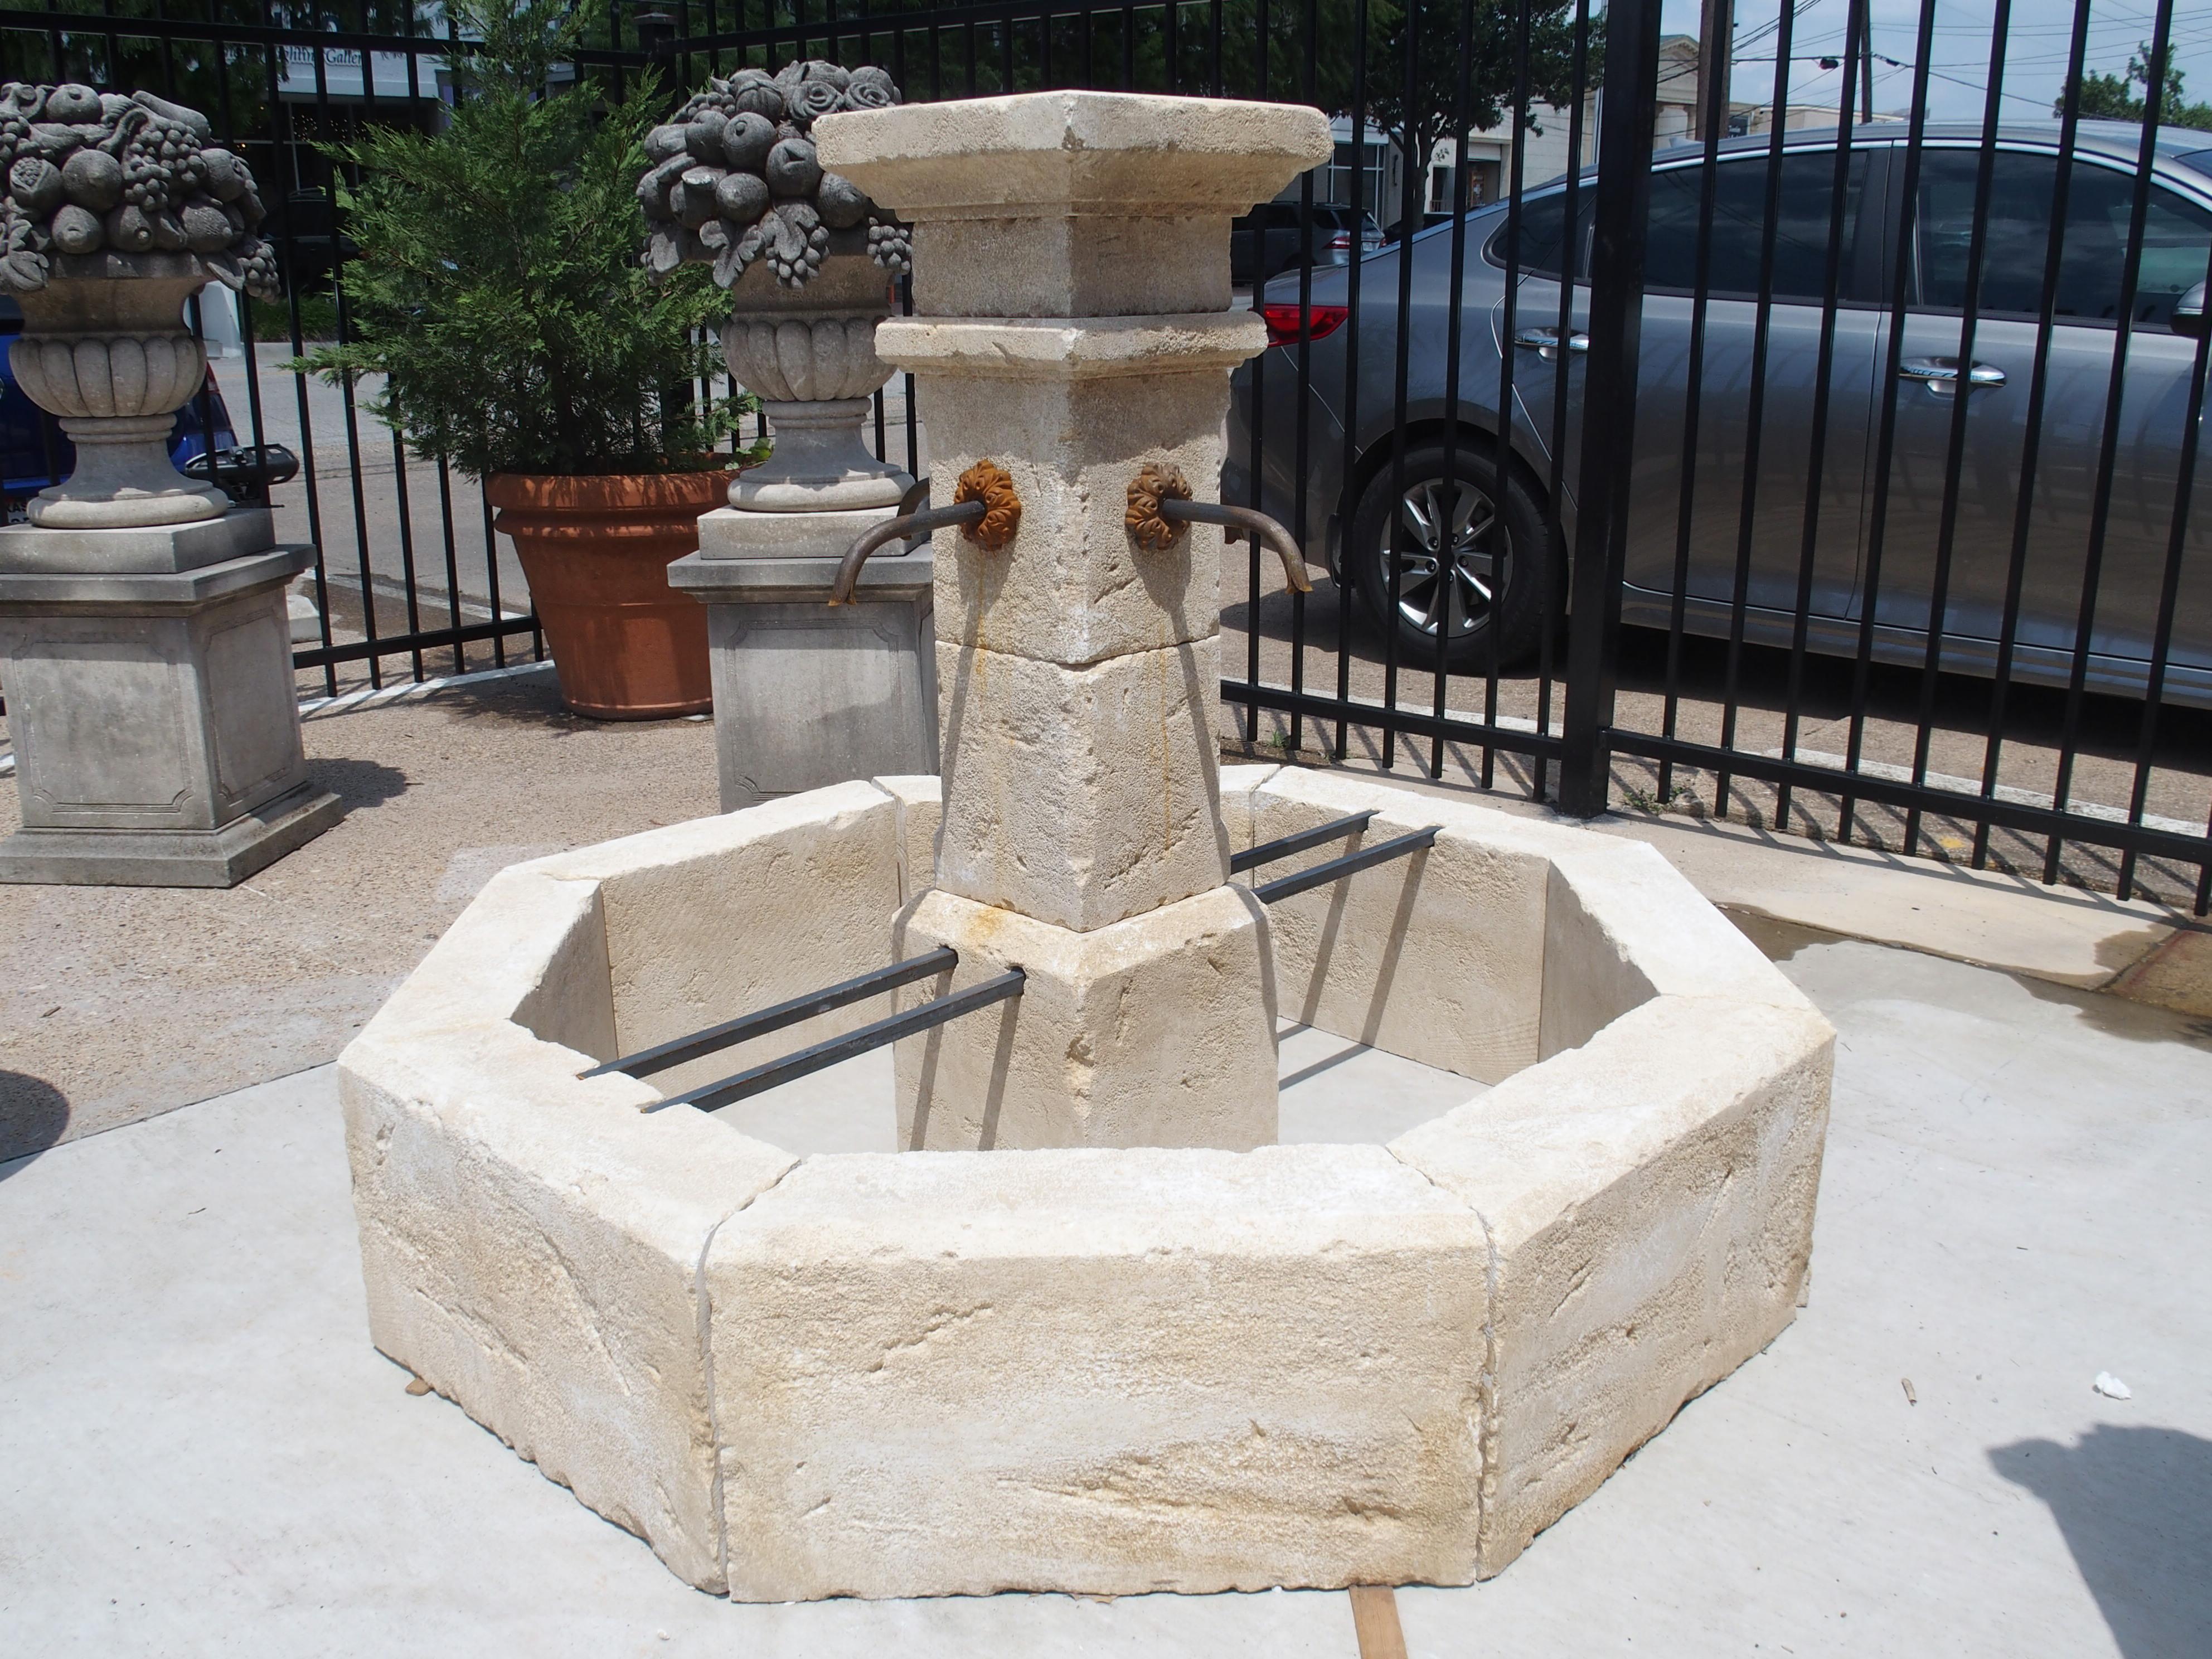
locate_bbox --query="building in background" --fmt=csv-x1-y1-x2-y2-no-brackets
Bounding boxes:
1288,37,1707,230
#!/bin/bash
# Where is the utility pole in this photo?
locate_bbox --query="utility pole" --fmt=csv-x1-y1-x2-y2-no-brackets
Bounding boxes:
1697,0,1733,140
1859,13,1876,122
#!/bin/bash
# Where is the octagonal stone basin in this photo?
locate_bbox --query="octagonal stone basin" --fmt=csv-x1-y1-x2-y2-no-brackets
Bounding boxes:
338,764,1833,1602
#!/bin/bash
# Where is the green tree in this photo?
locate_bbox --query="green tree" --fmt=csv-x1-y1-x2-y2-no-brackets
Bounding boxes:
291,0,745,477
782,0,1589,230
2058,45,2212,132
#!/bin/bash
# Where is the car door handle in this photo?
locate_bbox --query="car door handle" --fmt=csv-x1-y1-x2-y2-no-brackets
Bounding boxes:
1512,326,1589,359
1898,356,2006,391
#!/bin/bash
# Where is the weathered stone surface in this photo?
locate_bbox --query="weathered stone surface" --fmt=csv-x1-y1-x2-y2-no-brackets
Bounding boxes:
536,780,905,1098
365,864,615,1059
901,366,1239,667
0,507,275,575
891,882,1278,1151
339,772,1839,1602
875,312,1265,381
1245,768,1553,1083
704,1140,1482,1600
1390,993,1835,1578
908,215,1231,316
871,772,943,902
671,545,937,812
342,1017,794,1594
692,502,895,561
819,93,1332,316
937,634,1229,932
0,544,341,886
1539,839,1817,1059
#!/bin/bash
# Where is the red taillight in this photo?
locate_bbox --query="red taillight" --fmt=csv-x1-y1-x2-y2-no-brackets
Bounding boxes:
1262,302,1350,349
1327,231,1352,250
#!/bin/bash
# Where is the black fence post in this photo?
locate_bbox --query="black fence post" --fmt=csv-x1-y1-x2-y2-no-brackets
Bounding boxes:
1555,0,1663,818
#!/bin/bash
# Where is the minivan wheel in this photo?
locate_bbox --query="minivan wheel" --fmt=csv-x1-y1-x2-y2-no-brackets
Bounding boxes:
1347,443,1548,672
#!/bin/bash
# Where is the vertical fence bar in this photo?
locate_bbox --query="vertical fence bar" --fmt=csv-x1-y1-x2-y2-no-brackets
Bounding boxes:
1430,0,1476,782
1899,0,2011,860
1655,17,1729,808
1534,0,1590,804
1837,0,1940,847
1378,0,1417,773
2116,303,2211,905
1280,0,1318,756
2041,0,2177,886
1710,0,1799,822
1486,0,1531,794
1971,0,2095,874
1555,0,1661,816
1330,0,1369,760
1773,0,1869,836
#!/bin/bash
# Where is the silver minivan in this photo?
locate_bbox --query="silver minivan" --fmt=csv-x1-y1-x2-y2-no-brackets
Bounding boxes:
1225,123,2212,703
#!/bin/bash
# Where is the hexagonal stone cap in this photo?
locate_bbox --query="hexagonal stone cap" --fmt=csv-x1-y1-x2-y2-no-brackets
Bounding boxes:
814,90,1333,219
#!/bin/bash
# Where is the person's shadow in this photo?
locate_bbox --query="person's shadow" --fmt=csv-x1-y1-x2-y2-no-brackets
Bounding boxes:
1991,1425,2212,1657
0,1070,69,1175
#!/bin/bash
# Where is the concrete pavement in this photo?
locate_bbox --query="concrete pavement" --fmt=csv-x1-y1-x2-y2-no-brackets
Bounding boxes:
2,934,2204,1655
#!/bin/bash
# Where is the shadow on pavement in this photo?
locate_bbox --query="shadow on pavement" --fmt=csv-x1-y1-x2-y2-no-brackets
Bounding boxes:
305,756,410,810
1991,1424,2212,1658
0,1069,69,1172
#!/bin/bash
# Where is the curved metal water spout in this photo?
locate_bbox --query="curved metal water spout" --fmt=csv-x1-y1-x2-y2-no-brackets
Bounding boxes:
1158,497,1313,594
828,497,986,605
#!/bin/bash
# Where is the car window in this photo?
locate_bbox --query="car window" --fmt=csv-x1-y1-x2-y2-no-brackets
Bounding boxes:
1913,148,2212,330
1487,187,1590,279
1644,149,1869,300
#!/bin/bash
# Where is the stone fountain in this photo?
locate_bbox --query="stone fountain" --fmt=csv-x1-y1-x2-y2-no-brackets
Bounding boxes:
341,91,1833,1602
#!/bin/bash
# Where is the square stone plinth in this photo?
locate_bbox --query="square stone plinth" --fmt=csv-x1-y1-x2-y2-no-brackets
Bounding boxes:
891,883,1278,1152
670,539,937,813
0,545,343,886
0,507,277,575
936,632,1229,933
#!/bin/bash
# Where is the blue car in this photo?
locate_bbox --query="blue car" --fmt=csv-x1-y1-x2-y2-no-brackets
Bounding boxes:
0,292,244,522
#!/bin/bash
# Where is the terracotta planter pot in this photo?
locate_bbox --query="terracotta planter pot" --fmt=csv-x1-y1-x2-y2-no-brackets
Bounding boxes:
486,470,726,720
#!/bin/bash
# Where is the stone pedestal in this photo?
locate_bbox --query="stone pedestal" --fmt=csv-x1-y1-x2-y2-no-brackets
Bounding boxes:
818,91,1331,1151
670,506,937,811
0,525,343,886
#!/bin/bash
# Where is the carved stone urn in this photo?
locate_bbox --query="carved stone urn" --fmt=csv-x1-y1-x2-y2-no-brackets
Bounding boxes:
13,256,230,526
647,62,937,811
719,255,909,512
638,61,916,514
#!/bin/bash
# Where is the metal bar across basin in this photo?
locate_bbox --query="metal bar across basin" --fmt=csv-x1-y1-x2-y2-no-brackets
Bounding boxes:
646,967,1029,1114
1251,827,1443,906
1229,809,1378,874
588,946,960,1081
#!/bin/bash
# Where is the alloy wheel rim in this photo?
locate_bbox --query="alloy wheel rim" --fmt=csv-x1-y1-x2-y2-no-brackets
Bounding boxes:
1381,476,1502,639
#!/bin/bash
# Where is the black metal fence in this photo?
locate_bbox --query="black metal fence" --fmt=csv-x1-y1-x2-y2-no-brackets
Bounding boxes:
7,0,2208,910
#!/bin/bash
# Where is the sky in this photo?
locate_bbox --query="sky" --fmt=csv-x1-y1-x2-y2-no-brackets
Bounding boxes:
1653,0,2212,124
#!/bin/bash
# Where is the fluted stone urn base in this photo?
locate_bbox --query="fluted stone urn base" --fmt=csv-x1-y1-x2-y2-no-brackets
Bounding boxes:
12,263,235,528
721,259,913,513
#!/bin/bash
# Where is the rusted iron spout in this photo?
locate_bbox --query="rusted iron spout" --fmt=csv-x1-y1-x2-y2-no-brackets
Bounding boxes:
1157,497,1313,594
828,498,986,605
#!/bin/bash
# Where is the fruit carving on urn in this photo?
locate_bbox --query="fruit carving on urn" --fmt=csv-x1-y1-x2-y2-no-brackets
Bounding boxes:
639,62,914,511
0,81,282,527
